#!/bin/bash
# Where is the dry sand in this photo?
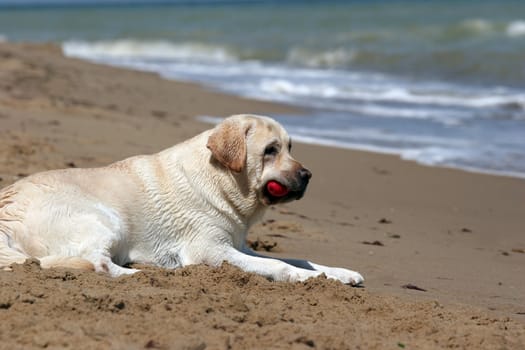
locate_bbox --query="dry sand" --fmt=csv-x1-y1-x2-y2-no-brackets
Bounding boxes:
1,43,524,349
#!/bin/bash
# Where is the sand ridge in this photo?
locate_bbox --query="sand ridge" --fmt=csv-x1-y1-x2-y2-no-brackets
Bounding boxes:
2,260,524,349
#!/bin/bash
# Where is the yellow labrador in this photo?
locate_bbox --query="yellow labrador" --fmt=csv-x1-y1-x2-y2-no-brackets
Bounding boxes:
0,115,363,285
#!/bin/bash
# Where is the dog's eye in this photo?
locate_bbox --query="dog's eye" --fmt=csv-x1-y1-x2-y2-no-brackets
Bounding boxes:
264,145,279,157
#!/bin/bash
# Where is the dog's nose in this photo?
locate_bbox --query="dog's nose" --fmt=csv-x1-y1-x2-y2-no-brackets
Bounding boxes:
298,167,312,181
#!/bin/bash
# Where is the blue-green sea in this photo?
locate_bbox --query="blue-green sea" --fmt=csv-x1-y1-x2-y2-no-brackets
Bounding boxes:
1,0,525,177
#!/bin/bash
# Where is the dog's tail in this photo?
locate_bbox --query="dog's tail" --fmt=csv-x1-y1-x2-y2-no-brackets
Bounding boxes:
1,232,94,272
39,255,95,271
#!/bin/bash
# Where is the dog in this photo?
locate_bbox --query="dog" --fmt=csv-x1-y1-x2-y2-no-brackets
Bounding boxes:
0,114,363,285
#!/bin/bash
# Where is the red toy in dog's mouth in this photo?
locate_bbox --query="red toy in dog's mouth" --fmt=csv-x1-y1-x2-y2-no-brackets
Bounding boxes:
266,181,289,197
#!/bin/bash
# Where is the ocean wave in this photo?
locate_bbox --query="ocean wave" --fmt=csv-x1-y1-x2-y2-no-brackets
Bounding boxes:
454,18,525,38
163,61,525,123
506,20,525,37
286,47,356,69
461,19,493,31
259,79,339,98
0,34,7,43
418,18,525,39
61,36,525,88
62,39,238,63
457,19,495,35
256,78,525,111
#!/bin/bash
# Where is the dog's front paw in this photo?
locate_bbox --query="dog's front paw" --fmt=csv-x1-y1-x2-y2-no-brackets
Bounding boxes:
326,268,364,286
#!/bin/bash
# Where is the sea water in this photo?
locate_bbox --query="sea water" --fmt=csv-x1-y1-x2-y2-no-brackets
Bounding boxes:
1,0,525,178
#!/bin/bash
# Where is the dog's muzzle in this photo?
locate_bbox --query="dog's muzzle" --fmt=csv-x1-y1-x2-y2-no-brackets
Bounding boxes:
263,167,312,205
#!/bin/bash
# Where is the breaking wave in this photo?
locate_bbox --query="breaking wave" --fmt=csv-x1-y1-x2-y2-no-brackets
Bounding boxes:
63,39,238,63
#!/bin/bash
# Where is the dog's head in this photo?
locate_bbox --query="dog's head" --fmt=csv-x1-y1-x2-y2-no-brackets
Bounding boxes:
207,114,312,206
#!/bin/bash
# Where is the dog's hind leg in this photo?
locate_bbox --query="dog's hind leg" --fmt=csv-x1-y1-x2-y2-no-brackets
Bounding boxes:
88,255,140,277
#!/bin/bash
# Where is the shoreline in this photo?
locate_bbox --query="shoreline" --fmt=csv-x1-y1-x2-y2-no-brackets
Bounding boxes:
1,42,524,348
202,112,525,181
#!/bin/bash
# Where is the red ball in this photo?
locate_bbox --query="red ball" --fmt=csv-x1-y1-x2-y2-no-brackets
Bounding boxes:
267,181,289,197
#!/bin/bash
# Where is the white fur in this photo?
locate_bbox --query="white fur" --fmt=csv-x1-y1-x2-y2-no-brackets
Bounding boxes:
0,115,363,285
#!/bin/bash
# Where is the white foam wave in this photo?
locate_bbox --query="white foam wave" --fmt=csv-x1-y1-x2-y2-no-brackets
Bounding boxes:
63,39,238,63
293,127,471,147
457,19,525,38
0,34,7,43
256,78,525,111
289,132,525,179
342,104,470,124
348,87,525,109
259,79,339,98
287,47,356,68
506,20,525,37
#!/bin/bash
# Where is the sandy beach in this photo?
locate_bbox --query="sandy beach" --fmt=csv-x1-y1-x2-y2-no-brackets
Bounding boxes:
1,43,524,349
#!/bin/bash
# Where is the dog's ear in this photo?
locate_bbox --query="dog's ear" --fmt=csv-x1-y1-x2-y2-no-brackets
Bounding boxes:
207,118,251,173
